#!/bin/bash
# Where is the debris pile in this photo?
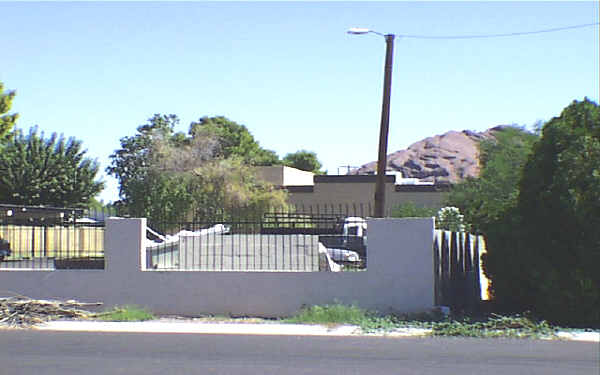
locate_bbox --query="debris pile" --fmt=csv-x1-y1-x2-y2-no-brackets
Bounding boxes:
0,296,102,327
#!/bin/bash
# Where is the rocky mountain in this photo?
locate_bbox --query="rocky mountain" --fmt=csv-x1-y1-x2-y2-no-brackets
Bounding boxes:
352,126,509,184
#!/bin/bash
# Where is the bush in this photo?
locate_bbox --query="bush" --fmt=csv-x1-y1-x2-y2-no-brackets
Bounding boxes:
390,203,467,232
436,206,466,232
485,99,600,327
390,202,437,219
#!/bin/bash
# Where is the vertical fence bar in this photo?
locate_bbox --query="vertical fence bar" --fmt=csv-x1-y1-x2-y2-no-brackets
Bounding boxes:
440,231,449,306
433,230,441,306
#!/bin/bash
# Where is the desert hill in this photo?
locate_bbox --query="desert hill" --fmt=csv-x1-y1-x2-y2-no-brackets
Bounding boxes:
352,126,510,184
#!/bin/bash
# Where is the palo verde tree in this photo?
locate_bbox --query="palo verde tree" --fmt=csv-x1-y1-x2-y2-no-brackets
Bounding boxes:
485,98,600,327
0,127,104,208
0,81,18,143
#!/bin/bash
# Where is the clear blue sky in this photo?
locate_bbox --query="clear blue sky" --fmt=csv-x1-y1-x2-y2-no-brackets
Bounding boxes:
1,1,598,203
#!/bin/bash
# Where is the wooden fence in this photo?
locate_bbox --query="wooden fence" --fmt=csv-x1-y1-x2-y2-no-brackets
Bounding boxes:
433,230,490,310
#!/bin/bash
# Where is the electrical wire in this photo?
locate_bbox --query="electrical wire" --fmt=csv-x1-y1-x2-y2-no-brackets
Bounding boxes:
397,22,599,40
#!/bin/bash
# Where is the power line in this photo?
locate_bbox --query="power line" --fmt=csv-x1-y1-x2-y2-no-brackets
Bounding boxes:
397,22,599,40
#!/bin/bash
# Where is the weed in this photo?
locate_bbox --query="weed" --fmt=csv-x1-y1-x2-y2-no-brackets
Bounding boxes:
285,303,371,326
95,305,155,322
286,304,560,338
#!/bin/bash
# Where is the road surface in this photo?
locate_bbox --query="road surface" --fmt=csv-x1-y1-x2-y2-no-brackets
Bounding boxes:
0,330,597,375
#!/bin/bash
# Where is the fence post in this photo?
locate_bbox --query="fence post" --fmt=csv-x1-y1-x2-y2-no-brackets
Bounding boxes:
105,218,146,273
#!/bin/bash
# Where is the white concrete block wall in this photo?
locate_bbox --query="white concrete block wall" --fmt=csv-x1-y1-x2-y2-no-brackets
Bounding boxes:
0,218,435,317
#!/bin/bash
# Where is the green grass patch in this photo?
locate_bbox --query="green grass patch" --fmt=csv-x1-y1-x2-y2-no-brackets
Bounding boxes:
285,304,560,338
285,303,410,332
95,305,155,322
285,303,373,326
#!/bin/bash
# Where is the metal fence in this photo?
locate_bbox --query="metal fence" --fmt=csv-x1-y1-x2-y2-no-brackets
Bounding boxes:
287,202,374,219
83,207,118,222
0,215,105,270
146,210,368,272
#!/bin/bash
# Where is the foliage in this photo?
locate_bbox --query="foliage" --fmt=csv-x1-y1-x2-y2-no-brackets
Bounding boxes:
95,305,155,322
286,303,560,338
430,314,556,339
107,114,186,205
390,202,438,218
124,171,197,224
436,206,466,232
0,82,18,143
87,197,116,212
446,125,538,233
189,116,280,166
282,150,323,173
285,303,371,326
108,114,287,223
191,158,288,222
390,203,465,231
0,127,103,208
486,98,600,327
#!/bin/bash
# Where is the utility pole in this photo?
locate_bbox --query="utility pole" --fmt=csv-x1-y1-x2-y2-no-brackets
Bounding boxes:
373,33,395,218
348,28,395,217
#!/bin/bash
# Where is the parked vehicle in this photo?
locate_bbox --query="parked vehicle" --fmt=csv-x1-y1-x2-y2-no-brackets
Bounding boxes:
321,217,367,266
260,213,368,267
0,238,11,261
342,217,367,242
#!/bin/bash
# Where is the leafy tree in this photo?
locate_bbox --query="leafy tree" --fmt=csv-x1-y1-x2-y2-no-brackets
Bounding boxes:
189,116,279,166
190,158,288,222
446,126,538,233
124,171,197,224
0,127,104,208
486,99,600,327
107,114,189,207
0,82,18,142
283,150,323,173
109,114,287,223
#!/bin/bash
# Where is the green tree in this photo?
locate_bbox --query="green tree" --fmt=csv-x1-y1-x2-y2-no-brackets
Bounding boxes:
124,171,197,224
107,114,188,208
282,150,323,173
189,116,279,166
446,125,538,233
190,157,288,222
0,82,18,142
109,114,287,223
487,99,600,327
0,127,104,207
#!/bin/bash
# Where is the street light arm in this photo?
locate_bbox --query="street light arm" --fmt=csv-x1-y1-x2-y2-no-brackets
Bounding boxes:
347,27,385,37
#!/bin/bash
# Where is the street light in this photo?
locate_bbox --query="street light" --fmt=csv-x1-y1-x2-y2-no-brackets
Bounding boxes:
347,27,395,218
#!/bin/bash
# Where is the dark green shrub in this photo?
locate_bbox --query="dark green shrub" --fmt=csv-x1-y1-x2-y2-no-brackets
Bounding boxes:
486,99,600,327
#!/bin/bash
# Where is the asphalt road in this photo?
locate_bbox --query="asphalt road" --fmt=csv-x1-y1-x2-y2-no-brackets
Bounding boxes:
0,331,598,375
